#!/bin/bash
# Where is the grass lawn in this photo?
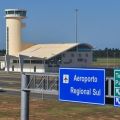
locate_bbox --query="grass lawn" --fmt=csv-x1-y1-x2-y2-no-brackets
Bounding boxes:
0,94,120,120
92,58,120,67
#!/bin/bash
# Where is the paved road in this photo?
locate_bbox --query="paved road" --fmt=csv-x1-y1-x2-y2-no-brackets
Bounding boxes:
0,71,20,89
0,89,58,100
0,71,58,99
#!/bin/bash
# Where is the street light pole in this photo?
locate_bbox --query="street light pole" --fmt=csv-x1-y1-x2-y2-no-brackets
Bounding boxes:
107,49,108,68
114,52,116,68
75,9,79,43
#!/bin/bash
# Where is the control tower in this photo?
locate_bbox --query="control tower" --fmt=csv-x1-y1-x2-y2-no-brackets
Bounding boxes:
5,9,26,56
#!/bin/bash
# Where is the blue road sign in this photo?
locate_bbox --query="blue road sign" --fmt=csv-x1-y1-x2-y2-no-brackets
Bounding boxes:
114,97,120,106
59,68,105,105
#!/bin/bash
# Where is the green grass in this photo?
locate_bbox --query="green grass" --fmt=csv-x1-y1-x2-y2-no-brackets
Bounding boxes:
0,95,20,119
29,99,120,120
0,94,120,120
92,58,120,67
96,58,120,62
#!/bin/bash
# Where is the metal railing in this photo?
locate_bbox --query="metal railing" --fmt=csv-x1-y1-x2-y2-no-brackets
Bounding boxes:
21,73,114,97
21,73,114,120
23,73,58,95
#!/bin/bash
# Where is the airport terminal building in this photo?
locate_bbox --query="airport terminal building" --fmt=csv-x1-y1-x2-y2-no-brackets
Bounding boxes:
6,43,93,73
4,9,93,73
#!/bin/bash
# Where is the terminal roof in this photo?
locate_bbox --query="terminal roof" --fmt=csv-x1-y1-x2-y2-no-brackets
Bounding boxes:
19,43,79,59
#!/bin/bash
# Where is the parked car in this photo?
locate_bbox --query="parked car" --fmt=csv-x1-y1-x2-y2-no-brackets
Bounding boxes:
0,87,5,92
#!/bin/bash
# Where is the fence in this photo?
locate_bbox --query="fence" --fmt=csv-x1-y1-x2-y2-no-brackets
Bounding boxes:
21,73,114,120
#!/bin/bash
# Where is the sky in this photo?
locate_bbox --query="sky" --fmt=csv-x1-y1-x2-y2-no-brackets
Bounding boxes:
0,0,120,49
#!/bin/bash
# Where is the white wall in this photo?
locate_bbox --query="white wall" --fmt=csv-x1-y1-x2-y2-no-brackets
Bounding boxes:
7,63,45,73
0,61,5,69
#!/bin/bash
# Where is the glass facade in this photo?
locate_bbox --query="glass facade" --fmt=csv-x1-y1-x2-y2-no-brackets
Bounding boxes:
5,10,26,17
15,10,26,17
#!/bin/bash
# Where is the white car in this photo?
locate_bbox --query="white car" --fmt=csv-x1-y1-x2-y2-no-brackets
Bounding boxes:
0,87,5,92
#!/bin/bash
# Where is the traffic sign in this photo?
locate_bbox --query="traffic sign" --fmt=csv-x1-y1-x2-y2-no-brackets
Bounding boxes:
114,70,120,107
115,79,120,87
114,97,120,106
59,68,105,105
115,88,120,96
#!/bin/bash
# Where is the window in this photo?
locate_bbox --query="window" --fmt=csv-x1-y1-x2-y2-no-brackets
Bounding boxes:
77,58,83,62
13,60,18,63
63,59,72,64
8,11,14,14
71,53,74,57
31,60,42,64
86,53,88,57
69,59,72,63
62,53,66,57
15,11,26,16
24,60,30,64
79,54,81,57
34,66,36,72
57,59,61,64
84,59,87,63
68,47,76,52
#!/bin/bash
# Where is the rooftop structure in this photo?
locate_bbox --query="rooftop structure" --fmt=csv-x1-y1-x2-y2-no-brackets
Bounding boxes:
19,43,79,59
5,9,31,56
5,9,26,19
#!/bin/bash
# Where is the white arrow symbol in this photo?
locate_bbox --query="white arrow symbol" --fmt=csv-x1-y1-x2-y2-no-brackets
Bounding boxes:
116,88,120,95
116,97,120,104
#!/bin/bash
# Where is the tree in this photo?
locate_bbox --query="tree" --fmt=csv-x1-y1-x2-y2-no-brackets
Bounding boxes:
0,49,6,56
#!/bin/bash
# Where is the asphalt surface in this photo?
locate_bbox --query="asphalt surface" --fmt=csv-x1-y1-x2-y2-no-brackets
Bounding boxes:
0,90,58,100
0,71,58,100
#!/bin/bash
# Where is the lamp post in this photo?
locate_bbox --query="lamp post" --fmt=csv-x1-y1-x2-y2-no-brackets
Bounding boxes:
29,56,32,73
75,9,79,43
43,57,46,73
75,9,79,64
114,52,116,68
106,49,108,68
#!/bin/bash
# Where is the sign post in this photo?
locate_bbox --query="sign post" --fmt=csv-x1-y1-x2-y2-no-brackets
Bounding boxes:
59,68,105,105
114,70,120,107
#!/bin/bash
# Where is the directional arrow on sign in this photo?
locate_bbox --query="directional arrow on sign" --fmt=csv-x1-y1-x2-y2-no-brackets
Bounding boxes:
116,88,120,96
115,97,120,105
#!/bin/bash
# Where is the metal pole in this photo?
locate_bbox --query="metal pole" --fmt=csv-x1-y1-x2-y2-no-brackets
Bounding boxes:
108,78,112,97
107,49,108,68
21,74,30,120
75,9,78,43
47,76,49,90
114,52,115,68
30,59,31,73
42,79,44,100
5,55,10,72
75,9,79,65
19,55,24,73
